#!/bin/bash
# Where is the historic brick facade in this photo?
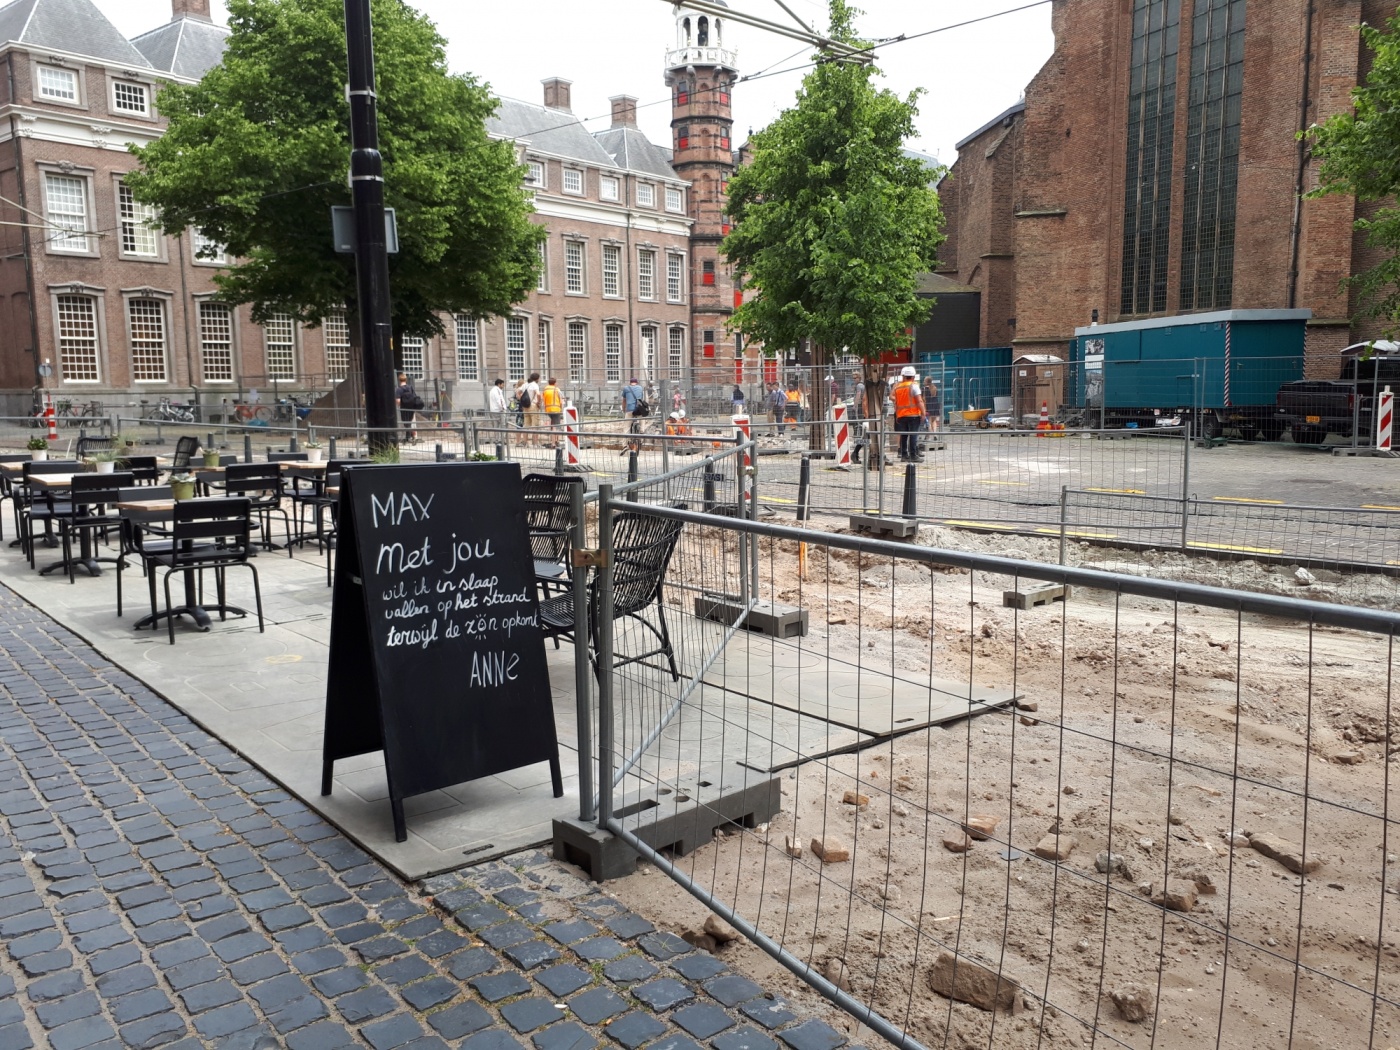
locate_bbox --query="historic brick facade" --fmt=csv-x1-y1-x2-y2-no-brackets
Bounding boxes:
938,0,1394,375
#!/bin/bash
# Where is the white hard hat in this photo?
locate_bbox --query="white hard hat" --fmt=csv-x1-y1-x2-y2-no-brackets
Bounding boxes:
901,365,917,378
670,410,682,420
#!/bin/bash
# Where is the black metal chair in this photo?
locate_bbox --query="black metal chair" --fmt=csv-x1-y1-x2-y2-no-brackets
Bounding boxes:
522,473,585,595
76,435,113,459
267,451,308,463
0,453,31,541
124,455,161,485
141,497,264,644
17,461,82,565
115,485,173,619
168,435,199,475
52,471,135,583
539,510,684,681
223,463,292,554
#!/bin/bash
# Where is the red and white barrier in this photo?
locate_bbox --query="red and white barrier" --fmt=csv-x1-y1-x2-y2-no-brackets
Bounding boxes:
732,413,752,507
832,402,851,467
1378,386,1393,452
45,396,56,441
563,403,582,467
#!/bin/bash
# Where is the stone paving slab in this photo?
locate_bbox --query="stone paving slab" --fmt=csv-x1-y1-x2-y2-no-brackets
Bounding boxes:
0,580,862,1050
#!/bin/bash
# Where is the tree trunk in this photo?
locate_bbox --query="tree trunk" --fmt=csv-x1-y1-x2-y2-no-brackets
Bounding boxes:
863,358,887,470
809,344,829,451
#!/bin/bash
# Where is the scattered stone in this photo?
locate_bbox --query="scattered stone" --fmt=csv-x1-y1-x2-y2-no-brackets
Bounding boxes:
811,837,850,864
783,836,803,859
878,884,900,903
1016,699,1040,712
1018,716,1039,727
703,915,740,945
1062,785,1076,796
1185,871,1217,895
1138,838,1154,851
1248,832,1324,874
1295,567,1316,585
819,958,851,992
892,804,909,818
927,951,1019,1013
964,815,999,841
1333,751,1364,765
1225,833,1250,849
1168,812,1185,826
681,930,719,953
942,832,972,854
1151,879,1198,912
841,791,870,809
1094,851,1123,875
1033,834,1076,861
1111,984,1155,1023
1075,939,1090,952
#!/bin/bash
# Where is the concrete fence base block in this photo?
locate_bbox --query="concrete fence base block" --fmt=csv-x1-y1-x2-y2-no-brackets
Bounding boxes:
695,596,809,638
1002,584,1073,611
554,762,782,881
848,514,918,538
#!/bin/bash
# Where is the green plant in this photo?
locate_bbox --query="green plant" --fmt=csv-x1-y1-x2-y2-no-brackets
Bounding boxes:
370,445,401,464
90,443,128,463
466,449,495,461
26,436,47,451
303,439,322,449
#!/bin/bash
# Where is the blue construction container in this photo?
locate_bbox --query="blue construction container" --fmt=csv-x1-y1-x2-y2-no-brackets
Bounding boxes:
1070,309,1309,438
912,346,1013,413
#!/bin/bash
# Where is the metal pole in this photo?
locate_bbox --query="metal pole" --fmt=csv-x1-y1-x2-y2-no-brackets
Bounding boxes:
626,451,638,501
1352,374,1361,449
901,462,917,518
1059,485,1068,567
329,435,338,461
747,445,759,601
570,481,594,822
243,433,252,464
1180,423,1191,553
495,443,505,462
861,420,869,511
344,0,397,454
595,484,616,826
877,419,886,517
796,455,811,521
434,442,443,462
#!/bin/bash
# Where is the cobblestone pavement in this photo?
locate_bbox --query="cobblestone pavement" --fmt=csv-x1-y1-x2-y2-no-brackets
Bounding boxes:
0,583,858,1050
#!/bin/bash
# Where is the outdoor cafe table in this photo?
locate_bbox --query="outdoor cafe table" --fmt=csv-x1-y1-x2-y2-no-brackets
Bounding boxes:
116,498,249,633
27,473,106,578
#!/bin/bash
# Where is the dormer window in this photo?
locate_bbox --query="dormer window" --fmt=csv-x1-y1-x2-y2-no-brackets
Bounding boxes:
113,81,149,116
37,65,78,103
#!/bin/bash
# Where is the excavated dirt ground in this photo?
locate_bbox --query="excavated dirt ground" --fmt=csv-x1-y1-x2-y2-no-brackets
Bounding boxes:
600,523,1400,1050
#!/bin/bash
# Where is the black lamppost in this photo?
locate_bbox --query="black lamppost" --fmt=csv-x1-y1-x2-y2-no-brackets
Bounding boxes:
344,0,397,450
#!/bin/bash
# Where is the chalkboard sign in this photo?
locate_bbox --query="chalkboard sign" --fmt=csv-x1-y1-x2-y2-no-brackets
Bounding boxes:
322,462,562,842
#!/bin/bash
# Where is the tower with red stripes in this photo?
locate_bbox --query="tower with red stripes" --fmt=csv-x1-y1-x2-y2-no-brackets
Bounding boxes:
666,3,738,386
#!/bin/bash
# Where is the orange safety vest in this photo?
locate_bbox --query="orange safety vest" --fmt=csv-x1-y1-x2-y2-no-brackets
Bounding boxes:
786,389,801,403
541,385,562,413
893,379,922,418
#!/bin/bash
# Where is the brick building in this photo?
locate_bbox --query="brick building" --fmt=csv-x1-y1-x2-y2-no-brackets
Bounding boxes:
936,0,1394,372
0,0,744,416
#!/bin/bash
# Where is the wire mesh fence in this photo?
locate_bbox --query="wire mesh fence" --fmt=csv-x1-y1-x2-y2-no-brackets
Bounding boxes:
585,497,1400,1050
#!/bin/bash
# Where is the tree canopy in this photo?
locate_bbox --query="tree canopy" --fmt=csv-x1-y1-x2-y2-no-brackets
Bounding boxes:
1307,10,1400,329
127,0,542,338
722,0,944,360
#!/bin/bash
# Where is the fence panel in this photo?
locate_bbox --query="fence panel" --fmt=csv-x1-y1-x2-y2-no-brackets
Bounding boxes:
591,502,1400,1050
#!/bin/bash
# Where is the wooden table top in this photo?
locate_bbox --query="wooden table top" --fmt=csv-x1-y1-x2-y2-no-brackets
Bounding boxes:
195,461,328,475
28,473,79,488
116,499,176,513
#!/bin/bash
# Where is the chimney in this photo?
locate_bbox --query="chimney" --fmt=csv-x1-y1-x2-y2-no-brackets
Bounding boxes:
610,96,638,129
542,78,573,113
171,0,212,20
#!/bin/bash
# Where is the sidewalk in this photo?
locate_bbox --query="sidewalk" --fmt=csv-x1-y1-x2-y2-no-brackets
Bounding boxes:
0,580,858,1050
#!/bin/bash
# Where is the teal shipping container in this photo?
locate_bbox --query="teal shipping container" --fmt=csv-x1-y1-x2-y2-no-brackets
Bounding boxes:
912,346,1013,412
1070,309,1309,438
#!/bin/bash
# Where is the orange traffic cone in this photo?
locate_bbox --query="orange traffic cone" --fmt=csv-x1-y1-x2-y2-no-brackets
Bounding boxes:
1035,400,1050,436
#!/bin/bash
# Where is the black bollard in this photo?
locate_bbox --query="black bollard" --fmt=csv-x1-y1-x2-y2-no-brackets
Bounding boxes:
243,433,253,464
495,444,505,462
328,436,338,460
902,462,917,518
207,431,216,452
703,471,716,514
434,442,443,462
290,434,299,453
796,455,811,522
554,445,564,474
626,450,638,502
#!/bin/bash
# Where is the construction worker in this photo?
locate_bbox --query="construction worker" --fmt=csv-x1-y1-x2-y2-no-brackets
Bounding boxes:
665,409,691,437
892,365,925,462
784,380,803,434
540,377,564,446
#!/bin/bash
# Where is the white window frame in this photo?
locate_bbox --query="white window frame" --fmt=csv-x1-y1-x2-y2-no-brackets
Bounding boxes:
562,168,584,195
263,313,297,380
637,249,656,301
604,324,622,384
506,316,528,381
111,79,150,118
600,176,619,201
197,301,235,383
192,229,227,265
526,160,545,188
42,171,94,255
55,293,102,383
36,65,80,106
536,240,549,293
117,180,161,259
400,334,425,380
324,312,350,381
455,314,479,380
602,244,621,299
667,253,684,303
668,327,686,377
537,318,552,376
665,186,684,213
567,321,587,382
564,240,585,295
636,182,655,208
640,325,657,377
126,297,169,383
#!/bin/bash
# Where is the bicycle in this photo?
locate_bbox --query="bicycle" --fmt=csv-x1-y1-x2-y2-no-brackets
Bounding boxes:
137,397,196,424
233,402,273,425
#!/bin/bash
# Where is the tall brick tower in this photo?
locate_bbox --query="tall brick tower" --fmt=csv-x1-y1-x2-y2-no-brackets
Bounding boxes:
665,3,738,386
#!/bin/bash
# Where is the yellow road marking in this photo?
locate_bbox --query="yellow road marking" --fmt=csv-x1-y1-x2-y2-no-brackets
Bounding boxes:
1034,527,1117,539
979,480,1029,487
1211,496,1284,505
941,519,1018,531
1362,505,1400,511
1188,541,1285,555
265,654,302,664
1388,560,1400,567
1085,487,1146,495
760,495,797,504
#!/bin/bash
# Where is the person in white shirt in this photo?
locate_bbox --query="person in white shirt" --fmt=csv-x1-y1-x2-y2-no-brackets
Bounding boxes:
487,377,507,430
517,372,543,445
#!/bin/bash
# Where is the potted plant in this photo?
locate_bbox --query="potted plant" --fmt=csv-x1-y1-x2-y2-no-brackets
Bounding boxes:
202,447,221,468
89,446,125,474
26,436,48,461
303,439,324,464
170,473,197,501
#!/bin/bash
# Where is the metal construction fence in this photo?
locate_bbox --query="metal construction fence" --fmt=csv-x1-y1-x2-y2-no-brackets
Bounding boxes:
574,489,1400,1050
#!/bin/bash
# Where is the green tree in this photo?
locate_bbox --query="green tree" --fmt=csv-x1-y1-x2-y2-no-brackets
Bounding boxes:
723,0,944,428
127,0,542,342
1307,11,1400,329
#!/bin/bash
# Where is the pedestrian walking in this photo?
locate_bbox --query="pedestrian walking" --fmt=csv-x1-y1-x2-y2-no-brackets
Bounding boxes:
487,377,508,431
516,373,542,445
769,384,787,434
732,384,745,414
851,371,867,463
892,365,925,461
395,371,421,443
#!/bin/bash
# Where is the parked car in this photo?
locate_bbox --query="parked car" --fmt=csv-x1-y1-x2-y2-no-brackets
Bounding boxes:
1274,341,1400,445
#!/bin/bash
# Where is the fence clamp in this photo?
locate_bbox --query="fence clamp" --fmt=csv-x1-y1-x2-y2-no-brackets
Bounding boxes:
572,548,608,569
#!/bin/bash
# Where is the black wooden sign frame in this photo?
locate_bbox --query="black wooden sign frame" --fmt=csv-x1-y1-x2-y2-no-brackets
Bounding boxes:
322,462,562,842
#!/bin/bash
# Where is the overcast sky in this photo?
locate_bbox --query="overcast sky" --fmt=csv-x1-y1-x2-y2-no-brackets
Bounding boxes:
99,0,1053,165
